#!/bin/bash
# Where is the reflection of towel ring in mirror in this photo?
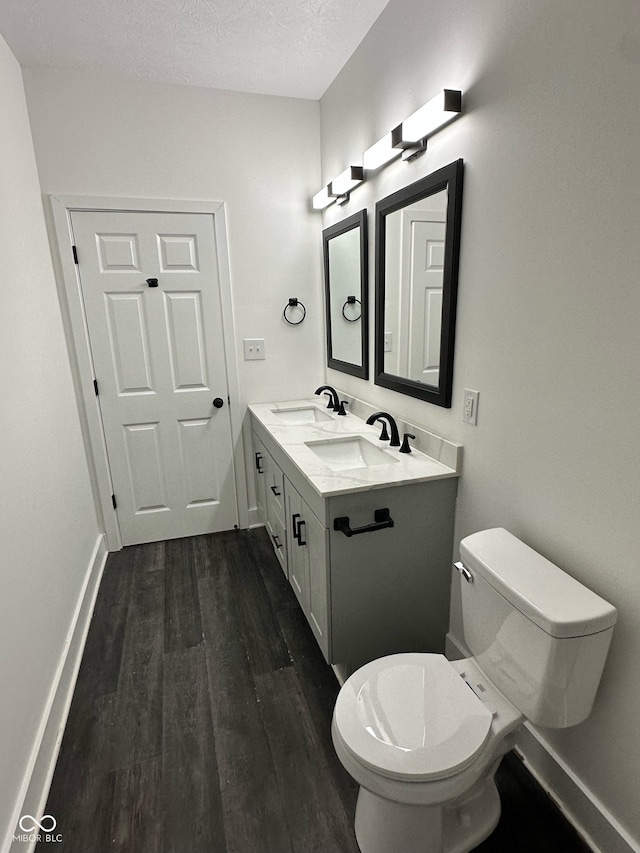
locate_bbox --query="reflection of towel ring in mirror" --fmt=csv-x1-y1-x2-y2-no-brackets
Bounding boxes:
342,295,361,322
283,297,306,325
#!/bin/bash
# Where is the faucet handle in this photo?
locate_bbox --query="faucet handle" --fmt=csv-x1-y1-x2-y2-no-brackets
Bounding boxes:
399,433,416,453
377,421,390,441
336,400,349,416
323,393,336,409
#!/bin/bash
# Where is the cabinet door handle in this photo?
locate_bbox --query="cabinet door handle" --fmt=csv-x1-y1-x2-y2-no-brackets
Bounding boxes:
296,519,307,546
255,452,264,473
292,512,301,539
272,534,282,549
270,485,281,496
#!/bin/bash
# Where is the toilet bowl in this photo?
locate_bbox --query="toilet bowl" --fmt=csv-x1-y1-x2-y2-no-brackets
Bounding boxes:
332,654,523,853
331,528,617,853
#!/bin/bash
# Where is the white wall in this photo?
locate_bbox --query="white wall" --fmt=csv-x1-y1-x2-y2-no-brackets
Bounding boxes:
22,68,325,410
319,0,640,845
0,35,100,850
22,67,324,512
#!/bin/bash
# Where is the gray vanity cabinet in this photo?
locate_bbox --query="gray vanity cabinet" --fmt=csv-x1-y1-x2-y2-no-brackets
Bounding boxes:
251,421,457,673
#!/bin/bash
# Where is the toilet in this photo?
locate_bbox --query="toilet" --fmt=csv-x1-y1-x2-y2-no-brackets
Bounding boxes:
332,528,617,853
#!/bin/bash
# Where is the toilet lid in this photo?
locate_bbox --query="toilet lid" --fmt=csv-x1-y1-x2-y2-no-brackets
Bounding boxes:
334,654,493,782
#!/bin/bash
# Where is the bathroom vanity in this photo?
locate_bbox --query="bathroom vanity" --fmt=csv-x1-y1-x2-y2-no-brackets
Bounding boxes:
249,398,461,673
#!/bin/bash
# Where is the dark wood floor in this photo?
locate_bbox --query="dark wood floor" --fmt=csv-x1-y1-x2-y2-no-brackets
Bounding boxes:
37,527,591,853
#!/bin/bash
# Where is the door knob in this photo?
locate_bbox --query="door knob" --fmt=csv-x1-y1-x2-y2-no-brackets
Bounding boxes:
146,278,159,287
212,397,224,408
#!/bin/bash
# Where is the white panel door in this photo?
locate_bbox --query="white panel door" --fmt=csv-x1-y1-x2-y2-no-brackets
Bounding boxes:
71,210,238,545
400,210,446,386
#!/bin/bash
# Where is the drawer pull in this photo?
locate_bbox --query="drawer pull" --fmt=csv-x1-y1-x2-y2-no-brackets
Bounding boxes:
255,452,264,473
333,508,394,538
272,534,282,549
270,485,281,496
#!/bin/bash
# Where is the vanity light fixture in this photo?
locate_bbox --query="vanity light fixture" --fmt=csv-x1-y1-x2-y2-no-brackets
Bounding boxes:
329,166,364,197
390,125,428,162
311,89,462,210
313,186,335,210
363,133,401,171
396,89,462,146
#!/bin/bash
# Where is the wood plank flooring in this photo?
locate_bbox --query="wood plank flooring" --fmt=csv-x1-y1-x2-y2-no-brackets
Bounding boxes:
37,528,592,853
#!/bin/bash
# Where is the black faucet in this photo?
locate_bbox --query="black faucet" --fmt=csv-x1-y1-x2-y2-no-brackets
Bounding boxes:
366,411,401,447
315,385,339,410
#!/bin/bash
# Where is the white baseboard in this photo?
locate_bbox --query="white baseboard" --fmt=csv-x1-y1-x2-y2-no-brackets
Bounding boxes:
5,535,108,853
516,727,639,853
445,631,639,853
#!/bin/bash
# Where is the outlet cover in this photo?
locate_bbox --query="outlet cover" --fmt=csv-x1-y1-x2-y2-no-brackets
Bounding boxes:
463,389,479,425
244,338,265,360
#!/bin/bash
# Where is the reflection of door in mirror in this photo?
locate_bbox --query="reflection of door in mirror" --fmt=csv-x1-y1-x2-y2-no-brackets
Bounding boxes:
384,191,447,386
374,159,463,407
329,227,362,366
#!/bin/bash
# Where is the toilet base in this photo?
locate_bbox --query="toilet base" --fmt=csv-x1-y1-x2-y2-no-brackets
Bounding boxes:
354,773,501,853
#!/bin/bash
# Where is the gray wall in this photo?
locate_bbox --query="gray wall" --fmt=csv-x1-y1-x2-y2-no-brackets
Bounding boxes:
319,0,640,844
0,35,100,850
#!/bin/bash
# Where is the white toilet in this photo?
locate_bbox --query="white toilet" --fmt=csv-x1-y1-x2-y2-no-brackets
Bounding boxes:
332,528,617,853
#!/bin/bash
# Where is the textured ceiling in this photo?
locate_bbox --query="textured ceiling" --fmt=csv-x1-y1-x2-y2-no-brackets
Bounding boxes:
0,0,390,99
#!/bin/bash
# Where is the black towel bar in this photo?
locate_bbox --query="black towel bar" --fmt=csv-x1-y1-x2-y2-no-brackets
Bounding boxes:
333,508,394,537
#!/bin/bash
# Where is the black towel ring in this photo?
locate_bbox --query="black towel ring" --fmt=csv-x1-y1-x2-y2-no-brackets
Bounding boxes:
341,295,361,322
283,298,306,325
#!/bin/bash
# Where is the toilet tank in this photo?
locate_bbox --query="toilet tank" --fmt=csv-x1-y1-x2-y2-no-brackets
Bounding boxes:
458,528,617,728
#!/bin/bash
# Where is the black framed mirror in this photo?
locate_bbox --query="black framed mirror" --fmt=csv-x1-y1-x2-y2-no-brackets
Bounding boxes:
375,159,463,406
323,209,368,379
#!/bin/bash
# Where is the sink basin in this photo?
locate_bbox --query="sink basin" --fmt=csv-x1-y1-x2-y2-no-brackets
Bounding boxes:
305,436,399,470
271,406,333,424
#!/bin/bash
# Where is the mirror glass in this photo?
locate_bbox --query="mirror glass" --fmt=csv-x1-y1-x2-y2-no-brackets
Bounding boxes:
375,160,463,406
323,210,368,379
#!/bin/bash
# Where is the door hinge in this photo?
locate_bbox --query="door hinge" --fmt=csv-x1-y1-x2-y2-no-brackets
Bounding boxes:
112,494,117,510
93,379,99,396
72,245,79,264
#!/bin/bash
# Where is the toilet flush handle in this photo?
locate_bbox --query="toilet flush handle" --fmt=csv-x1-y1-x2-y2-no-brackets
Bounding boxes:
454,561,474,583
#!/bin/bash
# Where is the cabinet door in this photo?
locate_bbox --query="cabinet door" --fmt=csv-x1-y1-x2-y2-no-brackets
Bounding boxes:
306,511,329,661
286,487,308,608
252,433,268,524
285,479,330,662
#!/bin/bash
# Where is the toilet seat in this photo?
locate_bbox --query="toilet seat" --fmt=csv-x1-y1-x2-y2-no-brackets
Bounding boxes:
334,653,494,782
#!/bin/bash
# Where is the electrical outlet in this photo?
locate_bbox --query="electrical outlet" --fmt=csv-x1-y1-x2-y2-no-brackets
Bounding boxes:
463,389,479,425
244,338,265,360
384,333,392,352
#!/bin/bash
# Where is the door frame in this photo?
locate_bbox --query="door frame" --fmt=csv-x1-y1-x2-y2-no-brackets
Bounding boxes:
46,195,248,551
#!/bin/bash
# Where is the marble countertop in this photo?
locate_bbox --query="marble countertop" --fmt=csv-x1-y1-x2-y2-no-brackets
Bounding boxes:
249,398,461,498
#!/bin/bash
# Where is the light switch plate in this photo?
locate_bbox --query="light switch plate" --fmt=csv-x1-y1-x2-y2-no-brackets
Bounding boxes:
463,389,479,425
244,338,265,360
